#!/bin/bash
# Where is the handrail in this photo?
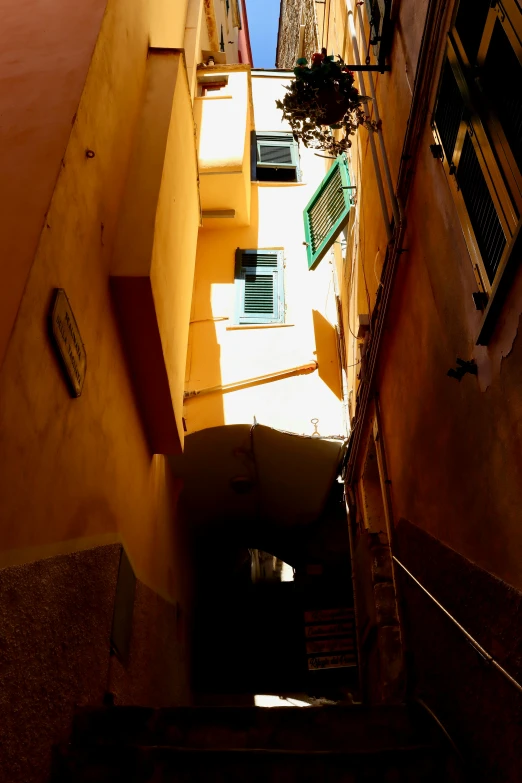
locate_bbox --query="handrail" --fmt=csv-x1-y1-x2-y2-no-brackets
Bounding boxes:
393,556,522,695
415,698,465,765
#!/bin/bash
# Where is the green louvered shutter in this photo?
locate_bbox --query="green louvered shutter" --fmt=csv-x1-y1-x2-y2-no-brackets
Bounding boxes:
304,156,352,270
433,57,508,284
234,249,284,324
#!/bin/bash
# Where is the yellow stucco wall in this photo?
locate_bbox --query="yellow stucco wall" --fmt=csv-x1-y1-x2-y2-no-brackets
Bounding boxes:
194,67,252,225
0,0,199,602
150,0,190,48
185,73,345,439
152,53,201,444
112,50,200,451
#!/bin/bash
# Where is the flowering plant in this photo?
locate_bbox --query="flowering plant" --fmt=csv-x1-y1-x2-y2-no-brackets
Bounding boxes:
275,51,374,156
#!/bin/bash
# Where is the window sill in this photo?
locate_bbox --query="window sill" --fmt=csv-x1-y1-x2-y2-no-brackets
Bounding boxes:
226,323,295,330
194,94,232,101
476,223,521,345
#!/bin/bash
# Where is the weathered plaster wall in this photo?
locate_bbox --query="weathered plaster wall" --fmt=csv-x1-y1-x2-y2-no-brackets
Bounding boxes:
377,126,522,590
110,578,192,708
276,0,318,69
0,545,120,783
397,519,522,782
0,544,193,783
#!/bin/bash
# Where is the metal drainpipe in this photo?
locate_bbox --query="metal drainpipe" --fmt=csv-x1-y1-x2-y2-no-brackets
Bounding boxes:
347,9,393,243
355,2,402,227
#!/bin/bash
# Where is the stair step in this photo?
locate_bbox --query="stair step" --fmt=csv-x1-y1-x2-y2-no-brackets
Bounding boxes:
54,743,446,783
71,705,433,752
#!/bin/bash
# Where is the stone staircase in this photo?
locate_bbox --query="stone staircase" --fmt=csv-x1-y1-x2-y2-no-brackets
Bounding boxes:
52,704,466,782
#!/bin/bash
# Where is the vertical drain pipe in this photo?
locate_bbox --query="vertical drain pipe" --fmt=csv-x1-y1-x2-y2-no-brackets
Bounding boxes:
347,8,393,243
355,1,401,227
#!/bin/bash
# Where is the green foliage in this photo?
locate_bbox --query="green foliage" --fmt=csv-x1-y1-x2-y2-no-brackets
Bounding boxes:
276,54,375,156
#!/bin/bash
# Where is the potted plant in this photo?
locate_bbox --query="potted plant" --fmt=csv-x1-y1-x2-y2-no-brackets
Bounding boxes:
276,51,374,156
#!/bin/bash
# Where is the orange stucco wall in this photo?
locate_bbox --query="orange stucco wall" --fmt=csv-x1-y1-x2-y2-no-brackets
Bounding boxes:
323,0,522,591
0,0,198,602
377,121,522,591
0,0,108,370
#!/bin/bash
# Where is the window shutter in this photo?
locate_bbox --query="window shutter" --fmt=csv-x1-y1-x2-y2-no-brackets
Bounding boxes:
481,19,522,177
457,132,507,283
433,55,508,287
256,135,299,169
303,156,352,270
454,0,491,65
232,0,241,29
234,250,284,324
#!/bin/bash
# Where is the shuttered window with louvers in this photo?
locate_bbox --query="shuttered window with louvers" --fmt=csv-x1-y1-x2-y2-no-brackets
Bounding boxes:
252,132,300,182
303,156,352,270
432,54,511,294
457,133,507,282
258,143,294,167
234,250,284,324
431,0,521,342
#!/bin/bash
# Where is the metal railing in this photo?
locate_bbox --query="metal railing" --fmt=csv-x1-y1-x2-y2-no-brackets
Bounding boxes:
393,555,522,696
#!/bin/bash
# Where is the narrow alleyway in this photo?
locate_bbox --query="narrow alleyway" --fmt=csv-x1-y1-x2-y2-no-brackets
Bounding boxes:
1,0,522,780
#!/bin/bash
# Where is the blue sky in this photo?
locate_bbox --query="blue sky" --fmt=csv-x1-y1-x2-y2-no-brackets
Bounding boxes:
245,0,281,68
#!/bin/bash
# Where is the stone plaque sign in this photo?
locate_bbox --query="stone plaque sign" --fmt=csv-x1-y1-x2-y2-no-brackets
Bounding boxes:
308,653,356,671
306,637,355,655
304,607,356,671
304,622,353,638
50,289,86,397
304,608,353,623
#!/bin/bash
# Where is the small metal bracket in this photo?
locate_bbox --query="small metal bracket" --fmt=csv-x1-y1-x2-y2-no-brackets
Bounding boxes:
447,358,478,381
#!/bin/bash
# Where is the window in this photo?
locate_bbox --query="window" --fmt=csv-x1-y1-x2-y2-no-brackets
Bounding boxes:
432,0,522,341
232,0,242,29
251,132,300,182
234,249,285,324
303,155,352,270
363,0,393,70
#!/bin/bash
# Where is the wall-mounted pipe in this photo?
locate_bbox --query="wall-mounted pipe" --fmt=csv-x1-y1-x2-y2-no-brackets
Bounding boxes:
347,9,393,243
298,24,306,58
354,1,401,227
184,360,318,399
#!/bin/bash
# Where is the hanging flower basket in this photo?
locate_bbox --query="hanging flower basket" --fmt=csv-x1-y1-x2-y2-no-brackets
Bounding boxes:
315,84,350,126
275,51,374,156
